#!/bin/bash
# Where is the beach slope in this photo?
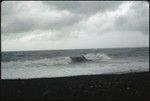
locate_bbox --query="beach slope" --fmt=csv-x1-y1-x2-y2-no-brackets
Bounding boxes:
1,72,149,100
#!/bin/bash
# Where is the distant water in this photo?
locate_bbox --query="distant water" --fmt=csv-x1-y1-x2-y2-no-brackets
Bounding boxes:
2,47,149,79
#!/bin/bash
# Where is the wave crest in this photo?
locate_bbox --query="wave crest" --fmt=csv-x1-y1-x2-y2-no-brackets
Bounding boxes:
2,53,111,68
84,53,111,61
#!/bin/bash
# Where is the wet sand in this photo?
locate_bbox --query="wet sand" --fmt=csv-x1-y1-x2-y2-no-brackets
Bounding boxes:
1,72,149,100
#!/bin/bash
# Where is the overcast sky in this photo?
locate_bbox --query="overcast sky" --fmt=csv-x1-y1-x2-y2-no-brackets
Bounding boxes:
1,1,149,51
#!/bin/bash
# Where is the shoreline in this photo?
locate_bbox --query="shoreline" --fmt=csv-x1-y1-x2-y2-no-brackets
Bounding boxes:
1,72,149,100
2,71,149,80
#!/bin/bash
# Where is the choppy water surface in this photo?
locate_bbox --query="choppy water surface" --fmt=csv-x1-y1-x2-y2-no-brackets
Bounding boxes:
2,47,149,79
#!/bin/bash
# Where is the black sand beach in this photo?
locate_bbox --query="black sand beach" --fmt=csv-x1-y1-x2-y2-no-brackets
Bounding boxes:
1,72,149,100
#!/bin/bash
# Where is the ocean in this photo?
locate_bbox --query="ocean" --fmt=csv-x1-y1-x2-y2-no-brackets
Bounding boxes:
1,47,149,79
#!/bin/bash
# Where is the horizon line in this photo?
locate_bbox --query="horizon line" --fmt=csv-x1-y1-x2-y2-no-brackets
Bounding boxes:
1,46,149,52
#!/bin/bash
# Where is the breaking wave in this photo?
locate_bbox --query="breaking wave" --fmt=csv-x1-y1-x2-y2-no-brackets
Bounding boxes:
2,53,111,67
84,53,111,61
2,53,149,79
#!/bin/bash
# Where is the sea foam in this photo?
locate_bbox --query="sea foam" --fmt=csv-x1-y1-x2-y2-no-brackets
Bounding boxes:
2,53,149,79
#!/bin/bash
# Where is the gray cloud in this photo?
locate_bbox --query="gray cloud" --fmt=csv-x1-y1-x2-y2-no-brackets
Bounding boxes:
2,1,81,35
1,1,149,51
2,19,34,33
2,1,124,35
2,1,16,16
2,13,81,34
42,1,124,15
114,1,149,34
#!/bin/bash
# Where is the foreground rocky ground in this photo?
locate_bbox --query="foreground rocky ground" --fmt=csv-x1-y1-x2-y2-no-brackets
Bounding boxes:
1,72,149,100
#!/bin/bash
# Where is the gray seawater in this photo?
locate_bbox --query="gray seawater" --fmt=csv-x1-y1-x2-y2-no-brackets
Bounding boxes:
2,47,149,79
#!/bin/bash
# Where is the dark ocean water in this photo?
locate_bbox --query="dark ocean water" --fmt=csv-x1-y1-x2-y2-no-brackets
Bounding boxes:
2,47,149,79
